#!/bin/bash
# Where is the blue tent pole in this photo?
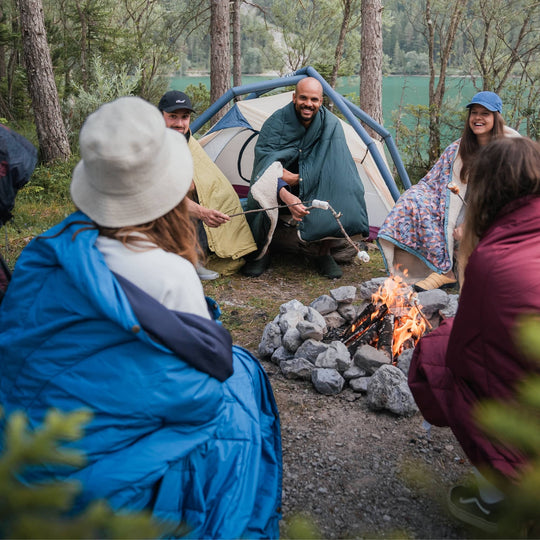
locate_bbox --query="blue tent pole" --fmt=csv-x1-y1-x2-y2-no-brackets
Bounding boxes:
191,75,306,134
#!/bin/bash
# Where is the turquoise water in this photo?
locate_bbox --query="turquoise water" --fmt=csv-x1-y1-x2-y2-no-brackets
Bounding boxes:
169,74,475,132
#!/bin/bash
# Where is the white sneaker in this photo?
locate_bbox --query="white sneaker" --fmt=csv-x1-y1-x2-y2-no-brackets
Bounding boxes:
196,264,219,281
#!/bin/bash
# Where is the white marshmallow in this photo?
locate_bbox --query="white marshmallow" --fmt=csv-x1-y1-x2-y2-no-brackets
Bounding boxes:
356,251,370,263
311,199,329,210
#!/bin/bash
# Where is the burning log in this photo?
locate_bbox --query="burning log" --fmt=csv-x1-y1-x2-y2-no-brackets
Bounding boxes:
340,303,376,341
343,304,389,348
376,314,395,357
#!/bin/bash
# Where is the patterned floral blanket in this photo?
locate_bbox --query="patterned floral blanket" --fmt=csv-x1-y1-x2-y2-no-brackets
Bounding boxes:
377,140,463,274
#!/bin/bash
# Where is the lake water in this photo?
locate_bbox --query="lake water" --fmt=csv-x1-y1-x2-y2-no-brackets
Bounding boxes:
169,74,475,134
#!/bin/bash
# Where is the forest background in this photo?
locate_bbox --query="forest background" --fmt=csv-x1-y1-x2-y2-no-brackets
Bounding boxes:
0,1,539,536
1,0,538,176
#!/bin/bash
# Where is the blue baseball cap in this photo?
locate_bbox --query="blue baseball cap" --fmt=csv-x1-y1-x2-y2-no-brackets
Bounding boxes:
466,91,502,113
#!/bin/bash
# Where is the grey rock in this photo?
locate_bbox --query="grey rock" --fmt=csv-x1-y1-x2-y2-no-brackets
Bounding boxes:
353,344,392,375
295,339,328,363
415,289,450,318
343,365,368,380
298,321,325,341
280,357,315,381
271,345,294,365
306,306,327,328
282,327,304,352
311,368,345,395
279,299,307,315
357,277,387,300
258,322,282,358
279,309,307,334
330,286,357,304
366,364,418,416
337,303,357,322
349,376,370,393
297,307,327,340
310,294,339,315
324,311,346,329
314,353,338,369
322,340,352,372
396,348,414,376
440,294,459,319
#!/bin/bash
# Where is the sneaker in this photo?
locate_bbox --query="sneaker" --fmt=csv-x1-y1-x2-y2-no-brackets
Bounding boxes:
315,255,343,279
242,253,270,277
447,484,501,534
196,264,219,281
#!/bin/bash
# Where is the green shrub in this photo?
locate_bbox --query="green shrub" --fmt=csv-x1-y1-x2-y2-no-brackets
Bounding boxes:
0,408,169,539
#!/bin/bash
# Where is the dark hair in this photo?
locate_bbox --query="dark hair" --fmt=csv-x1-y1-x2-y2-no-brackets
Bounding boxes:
458,137,540,281
458,109,506,182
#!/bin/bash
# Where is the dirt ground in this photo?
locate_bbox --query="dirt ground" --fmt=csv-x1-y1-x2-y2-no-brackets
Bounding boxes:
203,248,472,539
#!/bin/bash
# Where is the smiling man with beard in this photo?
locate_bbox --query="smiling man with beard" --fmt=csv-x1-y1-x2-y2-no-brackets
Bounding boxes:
243,77,369,279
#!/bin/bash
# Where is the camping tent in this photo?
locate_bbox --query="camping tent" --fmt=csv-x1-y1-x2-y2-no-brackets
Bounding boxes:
191,66,410,232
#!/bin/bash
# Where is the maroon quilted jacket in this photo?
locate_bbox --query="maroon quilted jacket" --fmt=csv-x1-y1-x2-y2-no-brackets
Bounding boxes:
409,195,540,480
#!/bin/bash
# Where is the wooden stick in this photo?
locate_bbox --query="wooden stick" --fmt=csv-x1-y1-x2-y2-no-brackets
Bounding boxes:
227,200,312,218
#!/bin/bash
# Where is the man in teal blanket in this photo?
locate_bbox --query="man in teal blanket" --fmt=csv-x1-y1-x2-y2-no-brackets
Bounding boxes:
243,77,369,279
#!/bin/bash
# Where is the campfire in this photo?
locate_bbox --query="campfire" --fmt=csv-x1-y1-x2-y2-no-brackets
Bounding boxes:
338,275,430,360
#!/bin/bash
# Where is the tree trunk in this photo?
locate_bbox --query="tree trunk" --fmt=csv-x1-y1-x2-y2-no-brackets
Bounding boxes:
210,0,230,123
19,0,70,162
359,0,383,139
330,0,352,91
426,0,465,164
74,0,88,91
232,0,242,95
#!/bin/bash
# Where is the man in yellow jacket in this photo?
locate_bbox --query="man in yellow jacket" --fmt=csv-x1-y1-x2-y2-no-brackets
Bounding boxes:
158,91,257,279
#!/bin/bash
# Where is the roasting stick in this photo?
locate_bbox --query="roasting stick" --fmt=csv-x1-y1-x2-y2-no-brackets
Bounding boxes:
227,199,371,263
227,200,312,218
409,293,433,330
447,182,467,206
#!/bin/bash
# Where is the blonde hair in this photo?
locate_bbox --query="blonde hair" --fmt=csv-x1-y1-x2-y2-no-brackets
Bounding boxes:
97,197,200,266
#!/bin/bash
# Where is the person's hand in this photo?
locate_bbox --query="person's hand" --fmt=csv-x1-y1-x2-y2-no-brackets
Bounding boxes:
200,206,230,228
281,168,300,186
279,187,309,221
453,224,463,242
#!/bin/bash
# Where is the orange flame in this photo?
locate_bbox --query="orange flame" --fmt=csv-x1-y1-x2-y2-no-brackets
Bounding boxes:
371,274,427,358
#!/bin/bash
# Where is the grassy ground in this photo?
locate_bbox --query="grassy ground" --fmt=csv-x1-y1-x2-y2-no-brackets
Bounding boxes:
2,158,77,270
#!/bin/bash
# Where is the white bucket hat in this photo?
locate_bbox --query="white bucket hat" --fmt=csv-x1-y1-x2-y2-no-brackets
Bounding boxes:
71,96,193,228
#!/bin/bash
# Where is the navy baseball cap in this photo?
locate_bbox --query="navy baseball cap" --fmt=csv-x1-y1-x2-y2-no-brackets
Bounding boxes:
466,91,502,113
158,91,195,113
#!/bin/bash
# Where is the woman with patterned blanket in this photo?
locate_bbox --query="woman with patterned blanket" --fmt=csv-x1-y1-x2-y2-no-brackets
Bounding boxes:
377,91,520,290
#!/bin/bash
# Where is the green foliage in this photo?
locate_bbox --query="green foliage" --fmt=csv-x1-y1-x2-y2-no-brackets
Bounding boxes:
391,104,431,181
2,158,76,269
25,157,77,202
66,56,143,145
0,408,168,539
183,82,211,135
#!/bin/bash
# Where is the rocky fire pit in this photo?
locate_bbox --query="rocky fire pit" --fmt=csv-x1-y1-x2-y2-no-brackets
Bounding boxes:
258,278,459,417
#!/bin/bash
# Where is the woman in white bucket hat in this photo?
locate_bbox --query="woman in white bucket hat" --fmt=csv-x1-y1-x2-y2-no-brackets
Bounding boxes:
0,97,282,538
71,95,209,317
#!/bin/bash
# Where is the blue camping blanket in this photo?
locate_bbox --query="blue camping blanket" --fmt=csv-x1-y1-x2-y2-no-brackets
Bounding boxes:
0,212,282,539
246,102,369,254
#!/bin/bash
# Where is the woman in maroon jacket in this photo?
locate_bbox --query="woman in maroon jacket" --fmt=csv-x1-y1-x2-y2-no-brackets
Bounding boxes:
408,137,540,534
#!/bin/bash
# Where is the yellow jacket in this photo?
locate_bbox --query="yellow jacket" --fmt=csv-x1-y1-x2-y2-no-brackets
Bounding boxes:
188,134,256,261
